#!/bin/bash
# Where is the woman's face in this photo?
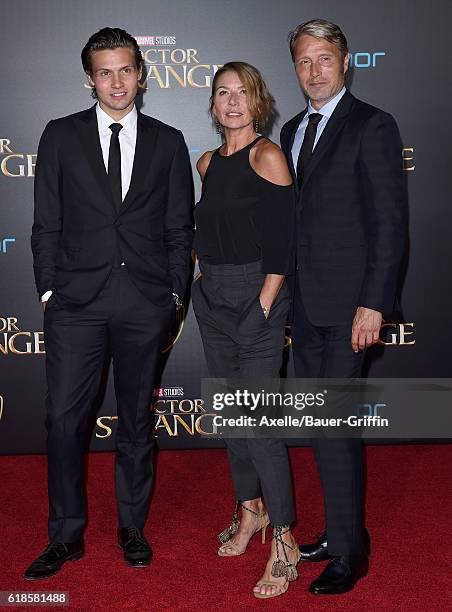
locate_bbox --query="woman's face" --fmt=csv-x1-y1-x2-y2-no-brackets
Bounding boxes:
212,70,254,131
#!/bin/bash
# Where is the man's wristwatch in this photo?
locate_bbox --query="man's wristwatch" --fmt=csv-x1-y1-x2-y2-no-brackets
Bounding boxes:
172,292,183,310
262,305,270,318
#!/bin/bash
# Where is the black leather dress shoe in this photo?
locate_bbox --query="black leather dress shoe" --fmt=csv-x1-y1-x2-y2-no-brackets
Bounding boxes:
300,529,371,562
309,554,369,595
24,540,84,580
118,527,152,567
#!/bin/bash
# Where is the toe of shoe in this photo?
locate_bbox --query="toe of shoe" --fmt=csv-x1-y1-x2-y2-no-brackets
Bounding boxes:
125,557,151,567
24,566,56,580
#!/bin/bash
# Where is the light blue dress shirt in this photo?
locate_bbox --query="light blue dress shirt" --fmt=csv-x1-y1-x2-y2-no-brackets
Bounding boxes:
291,86,347,172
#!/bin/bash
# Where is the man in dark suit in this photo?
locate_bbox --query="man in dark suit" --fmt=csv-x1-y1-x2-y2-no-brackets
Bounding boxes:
280,19,407,594
25,28,193,579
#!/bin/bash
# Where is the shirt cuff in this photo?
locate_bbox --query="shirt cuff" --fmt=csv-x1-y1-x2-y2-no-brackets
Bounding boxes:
41,290,53,302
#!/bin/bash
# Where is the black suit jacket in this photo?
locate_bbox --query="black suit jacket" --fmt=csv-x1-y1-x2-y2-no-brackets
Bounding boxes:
31,105,194,307
280,91,407,326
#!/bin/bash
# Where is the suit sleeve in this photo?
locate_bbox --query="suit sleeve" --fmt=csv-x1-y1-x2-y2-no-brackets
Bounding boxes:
31,120,62,299
358,112,408,313
165,131,195,298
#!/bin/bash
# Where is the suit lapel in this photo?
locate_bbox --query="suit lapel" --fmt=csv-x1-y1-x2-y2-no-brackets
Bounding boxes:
120,112,159,214
76,105,116,212
76,107,159,216
301,91,354,188
285,110,307,181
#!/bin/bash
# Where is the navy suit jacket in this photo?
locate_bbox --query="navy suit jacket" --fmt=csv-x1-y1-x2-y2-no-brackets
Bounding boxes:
280,91,407,326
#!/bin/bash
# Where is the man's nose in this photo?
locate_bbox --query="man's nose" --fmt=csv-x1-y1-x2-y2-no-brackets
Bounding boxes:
111,72,123,88
310,61,321,78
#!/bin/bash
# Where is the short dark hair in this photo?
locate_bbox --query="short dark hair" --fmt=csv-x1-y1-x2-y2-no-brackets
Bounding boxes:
288,19,349,62
81,27,143,74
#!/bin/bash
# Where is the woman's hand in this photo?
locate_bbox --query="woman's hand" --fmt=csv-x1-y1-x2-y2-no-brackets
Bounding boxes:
259,274,285,317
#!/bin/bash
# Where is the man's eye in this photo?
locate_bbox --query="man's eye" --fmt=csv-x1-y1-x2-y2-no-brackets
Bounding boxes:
100,71,109,77
122,68,132,74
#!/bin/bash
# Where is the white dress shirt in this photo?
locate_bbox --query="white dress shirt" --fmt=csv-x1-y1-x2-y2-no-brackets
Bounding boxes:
291,86,346,172
96,103,137,201
41,104,138,302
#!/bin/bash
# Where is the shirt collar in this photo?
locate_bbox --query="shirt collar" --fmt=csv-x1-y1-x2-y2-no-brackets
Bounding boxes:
96,103,138,136
307,86,346,119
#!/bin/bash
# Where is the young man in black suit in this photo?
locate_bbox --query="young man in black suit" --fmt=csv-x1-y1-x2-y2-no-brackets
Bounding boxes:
25,28,194,579
280,19,407,594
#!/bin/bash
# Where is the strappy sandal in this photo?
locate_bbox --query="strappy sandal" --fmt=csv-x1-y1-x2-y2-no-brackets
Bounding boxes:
254,526,301,599
217,501,269,557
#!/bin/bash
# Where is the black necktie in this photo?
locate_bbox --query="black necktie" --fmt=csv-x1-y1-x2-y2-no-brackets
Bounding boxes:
296,113,323,189
108,123,123,210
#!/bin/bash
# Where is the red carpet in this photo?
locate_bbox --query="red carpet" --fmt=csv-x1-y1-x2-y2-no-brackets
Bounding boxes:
1,445,451,611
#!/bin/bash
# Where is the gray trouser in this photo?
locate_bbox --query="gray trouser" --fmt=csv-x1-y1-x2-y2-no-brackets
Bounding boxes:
192,259,295,526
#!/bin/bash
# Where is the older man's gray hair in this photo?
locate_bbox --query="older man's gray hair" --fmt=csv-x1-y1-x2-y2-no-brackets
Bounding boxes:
288,19,349,61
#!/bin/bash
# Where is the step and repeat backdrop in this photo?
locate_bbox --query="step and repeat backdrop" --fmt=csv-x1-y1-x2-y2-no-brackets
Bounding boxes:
1,0,451,453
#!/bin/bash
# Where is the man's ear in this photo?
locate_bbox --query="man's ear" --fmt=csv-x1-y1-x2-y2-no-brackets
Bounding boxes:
86,72,95,87
343,52,350,74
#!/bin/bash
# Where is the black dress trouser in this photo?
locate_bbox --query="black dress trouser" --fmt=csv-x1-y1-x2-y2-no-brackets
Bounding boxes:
44,267,174,543
291,282,365,556
192,260,295,526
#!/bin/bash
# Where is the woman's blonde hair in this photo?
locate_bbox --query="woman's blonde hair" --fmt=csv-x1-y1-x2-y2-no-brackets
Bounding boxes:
209,61,274,125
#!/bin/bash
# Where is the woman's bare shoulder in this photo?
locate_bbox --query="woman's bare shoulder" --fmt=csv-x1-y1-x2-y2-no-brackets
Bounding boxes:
251,139,292,186
196,150,216,180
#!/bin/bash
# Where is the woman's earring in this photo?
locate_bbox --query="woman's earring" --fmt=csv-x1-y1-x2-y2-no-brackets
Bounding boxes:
254,119,260,133
215,120,223,134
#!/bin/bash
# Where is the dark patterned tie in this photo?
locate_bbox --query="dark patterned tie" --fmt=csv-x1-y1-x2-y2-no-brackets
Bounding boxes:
108,123,123,211
296,113,323,189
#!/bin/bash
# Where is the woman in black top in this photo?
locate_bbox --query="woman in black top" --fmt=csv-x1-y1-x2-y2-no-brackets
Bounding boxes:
192,62,300,599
